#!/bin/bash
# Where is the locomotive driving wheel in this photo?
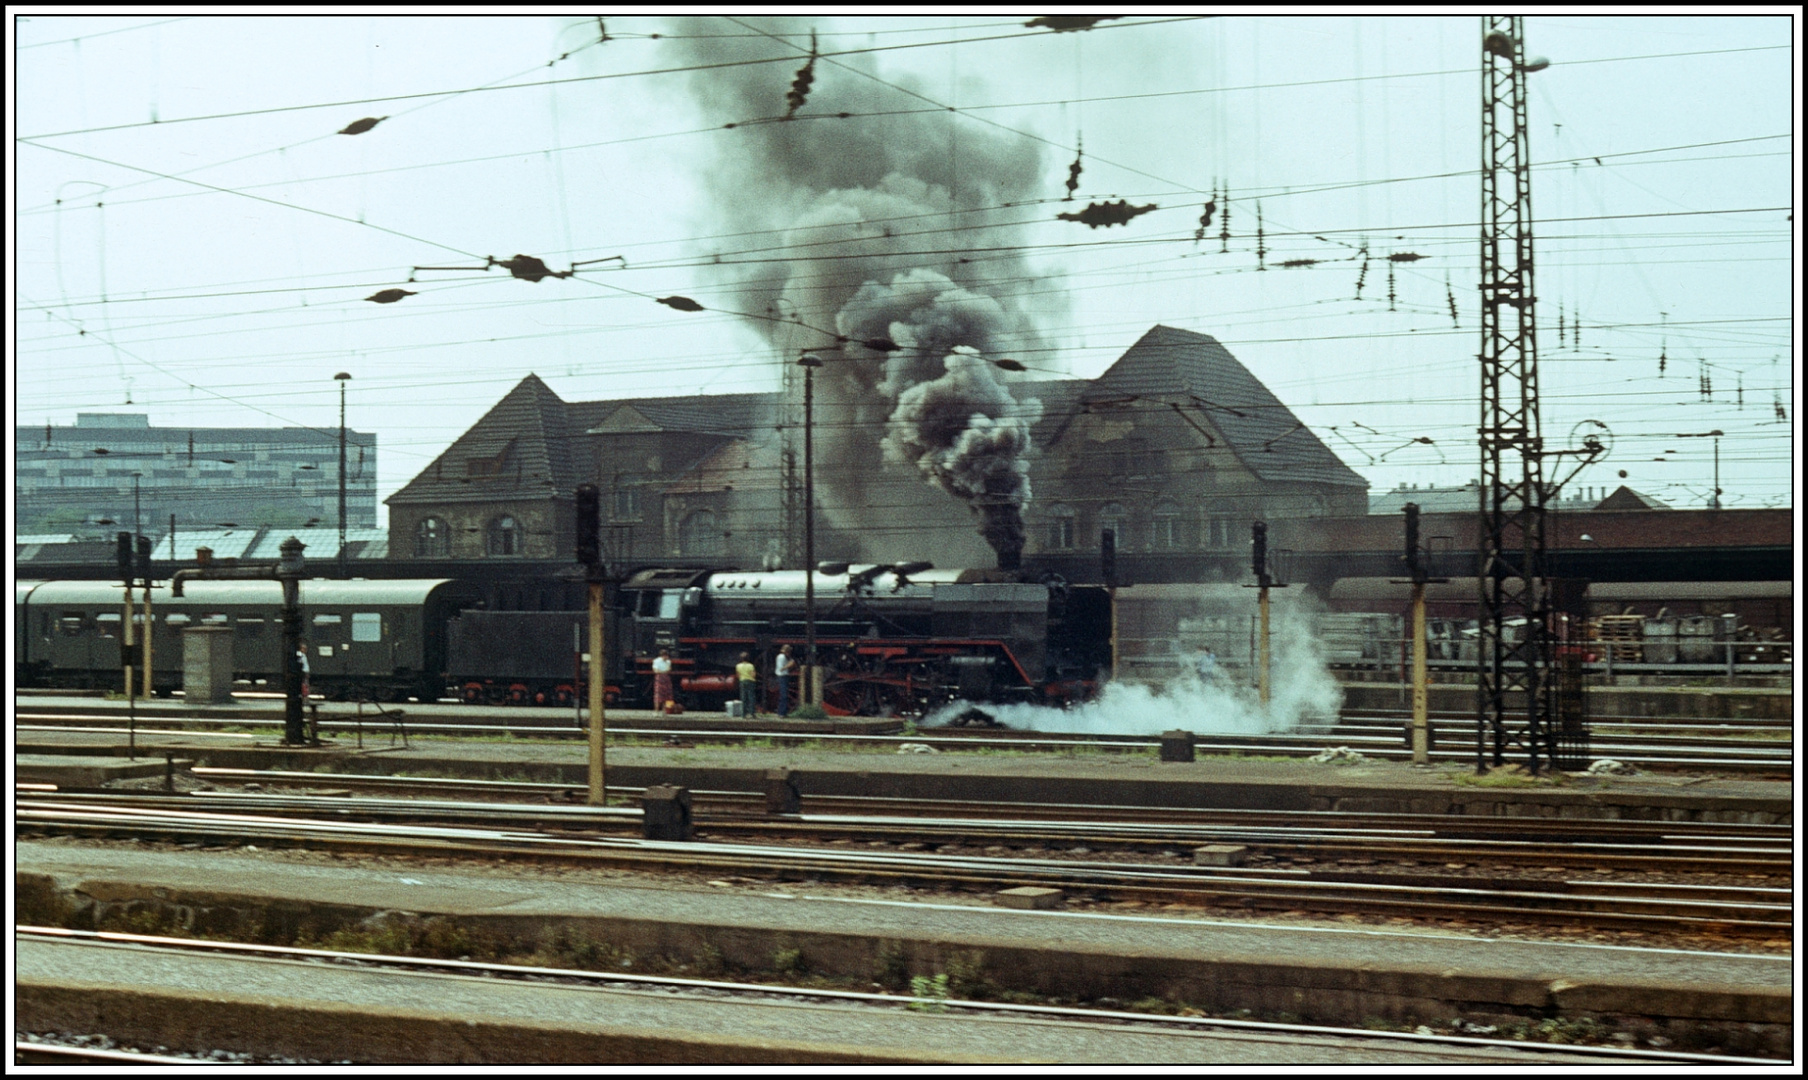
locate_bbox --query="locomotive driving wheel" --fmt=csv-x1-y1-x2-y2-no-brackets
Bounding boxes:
823,676,918,718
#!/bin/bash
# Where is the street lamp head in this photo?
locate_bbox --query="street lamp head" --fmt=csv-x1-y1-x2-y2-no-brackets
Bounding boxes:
796,353,824,369
334,372,352,381
992,358,1027,372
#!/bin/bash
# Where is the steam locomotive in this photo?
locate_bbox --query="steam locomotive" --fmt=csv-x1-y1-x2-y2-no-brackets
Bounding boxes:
450,564,1114,715
19,564,1113,716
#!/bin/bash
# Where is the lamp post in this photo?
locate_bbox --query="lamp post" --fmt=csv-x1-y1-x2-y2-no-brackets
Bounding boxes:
796,352,824,706
1675,430,1724,509
335,372,352,577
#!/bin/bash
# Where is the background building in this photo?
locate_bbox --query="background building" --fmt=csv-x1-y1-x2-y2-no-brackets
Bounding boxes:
386,326,1368,575
14,412,377,539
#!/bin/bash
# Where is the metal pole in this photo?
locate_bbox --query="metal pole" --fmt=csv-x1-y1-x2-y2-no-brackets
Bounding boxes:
587,580,607,805
1108,585,1119,682
802,360,818,703
278,537,306,745
142,564,154,699
1712,435,1721,510
124,577,137,761
1411,581,1429,764
1258,585,1271,705
335,373,351,579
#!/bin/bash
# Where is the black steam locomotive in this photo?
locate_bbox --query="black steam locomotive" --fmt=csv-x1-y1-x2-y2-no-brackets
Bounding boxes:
19,564,1112,716
449,564,1113,716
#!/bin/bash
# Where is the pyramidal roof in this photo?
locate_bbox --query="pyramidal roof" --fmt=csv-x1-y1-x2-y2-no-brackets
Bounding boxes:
388,374,573,505
1084,325,1366,487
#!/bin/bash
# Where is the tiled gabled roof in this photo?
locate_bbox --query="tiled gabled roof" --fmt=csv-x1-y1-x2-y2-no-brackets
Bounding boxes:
571,392,770,438
388,374,572,505
1081,325,1367,487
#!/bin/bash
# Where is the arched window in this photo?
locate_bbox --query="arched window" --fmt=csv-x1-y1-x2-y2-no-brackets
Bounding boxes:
679,509,722,557
486,515,521,557
414,516,450,558
1153,500,1183,550
1046,504,1076,551
1099,502,1127,550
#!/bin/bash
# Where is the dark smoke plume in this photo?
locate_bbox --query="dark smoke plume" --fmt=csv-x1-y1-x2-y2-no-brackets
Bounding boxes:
665,17,1057,565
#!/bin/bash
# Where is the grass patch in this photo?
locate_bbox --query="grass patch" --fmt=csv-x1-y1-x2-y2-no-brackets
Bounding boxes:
907,973,950,1012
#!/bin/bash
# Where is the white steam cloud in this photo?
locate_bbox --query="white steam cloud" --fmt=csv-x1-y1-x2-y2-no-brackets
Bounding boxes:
927,592,1343,736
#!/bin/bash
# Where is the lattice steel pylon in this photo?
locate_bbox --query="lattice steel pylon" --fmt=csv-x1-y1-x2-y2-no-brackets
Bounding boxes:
1477,16,1573,774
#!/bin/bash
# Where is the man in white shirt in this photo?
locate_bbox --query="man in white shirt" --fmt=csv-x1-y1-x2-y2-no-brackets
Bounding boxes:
773,644,794,718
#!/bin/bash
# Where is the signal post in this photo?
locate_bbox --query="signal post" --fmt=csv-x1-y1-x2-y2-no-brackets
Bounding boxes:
1247,522,1285,704
116,533,140,759
576,485,607,806
1397,503,1449,765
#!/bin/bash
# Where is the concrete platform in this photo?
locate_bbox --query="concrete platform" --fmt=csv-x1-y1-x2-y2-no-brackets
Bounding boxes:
16,933,1634,1065
16,754,188,788
14,841,1792,1057
15,694,906,735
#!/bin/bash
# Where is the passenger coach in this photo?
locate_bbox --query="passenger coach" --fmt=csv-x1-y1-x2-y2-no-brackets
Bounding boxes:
15,578,478,702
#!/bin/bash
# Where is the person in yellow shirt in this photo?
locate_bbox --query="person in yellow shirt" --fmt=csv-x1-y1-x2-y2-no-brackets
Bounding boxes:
735,651,758,717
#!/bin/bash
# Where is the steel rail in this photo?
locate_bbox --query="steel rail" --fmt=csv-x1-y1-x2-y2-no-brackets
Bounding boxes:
40,781,1797,851
13,1041,225,1066
16,800,1792,935
15,718,1791,771
36,776,1793,874
34,791,1796,870
15,927,1784,1066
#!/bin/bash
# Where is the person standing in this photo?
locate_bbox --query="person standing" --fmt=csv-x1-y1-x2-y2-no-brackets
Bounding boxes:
1195,646,1217,685
773,644,794,718
651,649,674,713
296,641,311,702
735,651,759,717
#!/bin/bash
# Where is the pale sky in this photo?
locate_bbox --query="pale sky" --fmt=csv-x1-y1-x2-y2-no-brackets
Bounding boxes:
11,10,1800,528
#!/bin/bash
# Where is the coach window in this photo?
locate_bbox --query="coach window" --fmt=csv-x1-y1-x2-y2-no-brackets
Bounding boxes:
201,613,230,626
352,612,382,642
1047,504,1076,550
415,516,450,557
1099,502,1128,549
236,616,266,639
58,613,87,636
679,510,722,557
96,612,121,638
165,614,191,628
487,515,521,557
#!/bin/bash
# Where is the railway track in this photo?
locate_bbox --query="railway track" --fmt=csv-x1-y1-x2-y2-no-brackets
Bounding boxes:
161,766,1804,873
15,927,1780,1066
15,708,1793,773
16,791,1791,938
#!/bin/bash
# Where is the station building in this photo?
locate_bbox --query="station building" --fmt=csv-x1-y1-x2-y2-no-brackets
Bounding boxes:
383,325,1369,571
